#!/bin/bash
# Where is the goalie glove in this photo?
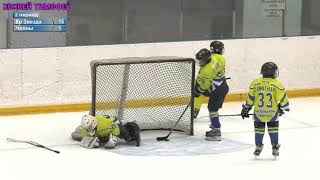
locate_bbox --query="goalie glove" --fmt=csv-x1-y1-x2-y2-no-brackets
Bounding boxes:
80,136,100,148
124,122,141,147
103,135,117,149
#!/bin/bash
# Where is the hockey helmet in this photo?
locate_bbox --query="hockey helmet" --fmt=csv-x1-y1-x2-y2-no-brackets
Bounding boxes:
196,48,211,66
210,41,224,54
261,62,279,78
81,115,98,136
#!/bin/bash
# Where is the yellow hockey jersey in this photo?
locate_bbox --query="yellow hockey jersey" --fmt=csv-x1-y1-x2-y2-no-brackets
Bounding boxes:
245,77,290,122
196,53,226,92
81,116,120,138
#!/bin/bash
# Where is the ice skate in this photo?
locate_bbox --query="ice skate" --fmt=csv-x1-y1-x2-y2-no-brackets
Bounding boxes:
253,144,264,158
272,144,280,159
205,128,221,141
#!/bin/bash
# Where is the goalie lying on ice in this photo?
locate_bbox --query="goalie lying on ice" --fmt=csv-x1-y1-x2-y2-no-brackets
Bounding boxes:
71,114,141,148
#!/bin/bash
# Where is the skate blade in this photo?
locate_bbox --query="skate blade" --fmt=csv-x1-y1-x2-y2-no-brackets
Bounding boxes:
205,137,222,141
254,155,259,160
272,156,279,160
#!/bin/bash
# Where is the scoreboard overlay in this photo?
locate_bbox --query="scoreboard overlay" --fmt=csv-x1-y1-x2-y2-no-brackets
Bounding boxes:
13,12,67,32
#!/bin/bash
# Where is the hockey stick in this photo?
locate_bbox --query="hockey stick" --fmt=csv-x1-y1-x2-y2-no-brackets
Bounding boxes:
220,113,253,117
196,113,254,120
156,103,191,141
6,138,60,154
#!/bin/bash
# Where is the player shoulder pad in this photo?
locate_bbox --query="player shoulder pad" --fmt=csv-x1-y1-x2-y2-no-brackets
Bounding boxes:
270,80,285,90
249,78,260,89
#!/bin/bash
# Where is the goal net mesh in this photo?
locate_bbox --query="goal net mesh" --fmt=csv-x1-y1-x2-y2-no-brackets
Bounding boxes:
90,57,195,135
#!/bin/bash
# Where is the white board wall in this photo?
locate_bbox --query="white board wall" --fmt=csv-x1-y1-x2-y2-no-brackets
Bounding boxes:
0,36,319,108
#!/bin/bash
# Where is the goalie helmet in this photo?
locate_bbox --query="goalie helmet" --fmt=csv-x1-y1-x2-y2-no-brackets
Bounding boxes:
81,115,97,136
196,48,211,66
210,41,224,54
261,62,279,78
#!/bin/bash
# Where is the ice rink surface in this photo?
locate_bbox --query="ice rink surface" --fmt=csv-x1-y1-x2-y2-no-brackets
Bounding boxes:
1,97,319,180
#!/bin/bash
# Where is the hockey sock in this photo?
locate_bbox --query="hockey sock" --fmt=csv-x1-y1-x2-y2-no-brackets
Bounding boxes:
194,95,205,110
267,121,279,145
255,133,264,145
254,121,265,145
268,132,278,145
209,112,221,128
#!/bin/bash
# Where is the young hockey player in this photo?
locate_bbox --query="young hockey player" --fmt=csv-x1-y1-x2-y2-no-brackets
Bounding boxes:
71,114,140,148
194,41,228,119
194,43,229,141
241,62,289,158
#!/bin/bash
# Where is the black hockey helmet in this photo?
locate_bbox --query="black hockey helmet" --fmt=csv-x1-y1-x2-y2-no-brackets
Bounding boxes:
261,62,279,78
196,48,211,66
210,41,224,54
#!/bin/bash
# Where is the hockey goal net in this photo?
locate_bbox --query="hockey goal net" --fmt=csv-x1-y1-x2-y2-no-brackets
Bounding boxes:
90,57,195,135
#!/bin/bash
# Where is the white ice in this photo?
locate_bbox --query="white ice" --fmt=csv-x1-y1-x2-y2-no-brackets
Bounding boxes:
1,97,319,180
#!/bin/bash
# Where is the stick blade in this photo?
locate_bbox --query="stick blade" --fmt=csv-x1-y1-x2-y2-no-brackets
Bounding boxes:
156,136,169,141
6,138,19,142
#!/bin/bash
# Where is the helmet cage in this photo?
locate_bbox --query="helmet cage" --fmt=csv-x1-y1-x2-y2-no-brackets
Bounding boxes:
81,115,97,136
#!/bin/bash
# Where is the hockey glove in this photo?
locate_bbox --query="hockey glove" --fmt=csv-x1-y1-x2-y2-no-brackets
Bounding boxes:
80,136,100,148
194,82,204,98
203,89,211,97
241,105,252,119
278,108,284,116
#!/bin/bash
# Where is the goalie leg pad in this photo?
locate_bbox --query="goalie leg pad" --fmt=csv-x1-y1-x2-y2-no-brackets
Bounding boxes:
103,135,118,149
71,125,83,141
80,136,100,149
124,122,141,147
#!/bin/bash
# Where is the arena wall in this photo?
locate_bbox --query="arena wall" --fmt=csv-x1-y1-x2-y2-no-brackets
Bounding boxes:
0,36,319,115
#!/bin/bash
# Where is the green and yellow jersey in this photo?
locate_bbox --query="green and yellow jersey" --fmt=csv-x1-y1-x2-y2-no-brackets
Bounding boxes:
196,53,226,92
194,54,226,109
245,77,290,122
81,116,120,138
